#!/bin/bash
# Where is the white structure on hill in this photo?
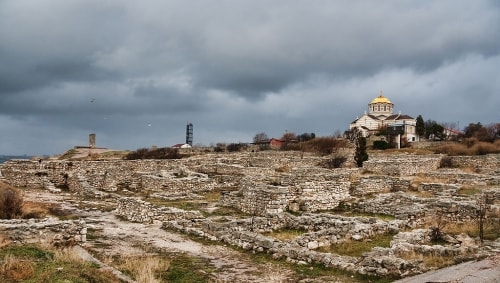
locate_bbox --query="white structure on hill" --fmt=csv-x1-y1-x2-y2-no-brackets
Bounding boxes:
350,92,417,144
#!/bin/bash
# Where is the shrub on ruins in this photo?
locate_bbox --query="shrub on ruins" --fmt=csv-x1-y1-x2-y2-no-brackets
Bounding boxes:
124,147,182,160
320,156,347,169
226,143,248,152
372,140,389,150
0,183,23,219
301,137,348,156
354,135,368,167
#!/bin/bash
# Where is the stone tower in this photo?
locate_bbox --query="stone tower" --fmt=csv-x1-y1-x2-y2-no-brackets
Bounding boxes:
89,133,96,148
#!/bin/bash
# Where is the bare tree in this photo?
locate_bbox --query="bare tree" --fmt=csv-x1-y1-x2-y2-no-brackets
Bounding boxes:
253,132,269,143
281,131,297,141
476,193,492,243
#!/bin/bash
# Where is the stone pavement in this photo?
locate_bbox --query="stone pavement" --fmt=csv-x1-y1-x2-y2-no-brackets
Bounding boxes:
394,254,500,283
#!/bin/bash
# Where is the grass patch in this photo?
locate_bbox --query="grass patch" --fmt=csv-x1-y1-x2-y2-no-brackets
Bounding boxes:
202,191,221,202
318,233,394,257
398,251,456,269
145,198,200,211
457,186,481,196
21,201,49,219
443,221,500,240
204,206,249,218
263,228,306,241
116,255,169,283
406,190,435,198
158,253,213,283
247,247,393,283
0,244,120,282
329,204,395,221
332,210,395,221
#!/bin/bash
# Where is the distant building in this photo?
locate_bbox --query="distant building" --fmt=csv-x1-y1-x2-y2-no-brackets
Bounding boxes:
350,92,417,144
444,128,463,141
251,138,285,149
171,143,192,149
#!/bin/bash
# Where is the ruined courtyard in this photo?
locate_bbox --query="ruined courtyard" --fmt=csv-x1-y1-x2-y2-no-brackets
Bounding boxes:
1,148,499,282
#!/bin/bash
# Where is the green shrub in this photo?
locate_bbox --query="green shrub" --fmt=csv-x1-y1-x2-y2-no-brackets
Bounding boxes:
439,156,454,168
124,147,182,160
373,140,389,150
320,156,347,168
227,143,248,152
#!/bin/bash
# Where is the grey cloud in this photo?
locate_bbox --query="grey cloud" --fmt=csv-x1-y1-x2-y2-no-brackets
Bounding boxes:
0,0,499,155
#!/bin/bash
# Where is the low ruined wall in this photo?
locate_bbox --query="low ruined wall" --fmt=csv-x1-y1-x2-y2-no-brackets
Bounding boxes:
358,192,485,225
363,154,442,176
0,218,86,246
163,213,410,277
0,159,215,196
115,197,203,223
220,170,352,215
352,175,411,196
447,154,500,174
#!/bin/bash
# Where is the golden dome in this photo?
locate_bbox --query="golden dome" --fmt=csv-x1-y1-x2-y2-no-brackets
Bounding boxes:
370,93,392,104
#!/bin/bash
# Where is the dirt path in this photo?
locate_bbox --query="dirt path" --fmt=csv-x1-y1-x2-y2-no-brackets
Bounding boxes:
23,190,289,282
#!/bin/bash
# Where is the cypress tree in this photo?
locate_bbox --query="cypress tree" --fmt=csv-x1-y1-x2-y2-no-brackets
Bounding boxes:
416,115,425,139
354,135,368,167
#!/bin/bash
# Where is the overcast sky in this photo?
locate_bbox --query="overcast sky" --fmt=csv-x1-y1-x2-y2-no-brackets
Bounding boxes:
1,0,499,155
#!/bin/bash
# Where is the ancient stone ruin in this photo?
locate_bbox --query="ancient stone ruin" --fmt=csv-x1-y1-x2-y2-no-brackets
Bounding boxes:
0,151,499,279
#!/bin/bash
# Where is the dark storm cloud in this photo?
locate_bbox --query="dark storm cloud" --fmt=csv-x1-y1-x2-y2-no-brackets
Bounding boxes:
0,0,499,155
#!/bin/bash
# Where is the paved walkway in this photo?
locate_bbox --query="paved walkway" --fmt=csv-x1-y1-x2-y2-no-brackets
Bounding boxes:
395,254,500,283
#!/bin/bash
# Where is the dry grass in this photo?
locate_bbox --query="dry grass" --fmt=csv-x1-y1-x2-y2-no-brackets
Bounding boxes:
318,233,394,257
0,183,23,219
406,190,435,198
118,255,169,283
0,254,35,281
262,263,290,283
441,222,477,236
0,232,11,248
264,228,306,241
21,201,50,219
382,148,435,155
457,186,482,196
202,191,221,202
0,244,122,282
411,174,449,186
398,251,456,269
53,247,85,263
434,140,500,155
275,165,291,173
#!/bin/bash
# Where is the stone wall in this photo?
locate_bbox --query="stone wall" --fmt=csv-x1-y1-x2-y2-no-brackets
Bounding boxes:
0,218,86,246
162,213,416,277
357,191,487,225
220,169,353,215
115,197,203,223
447,154,500,174
352,175,411,196
363,154,442,176
0,159,216,197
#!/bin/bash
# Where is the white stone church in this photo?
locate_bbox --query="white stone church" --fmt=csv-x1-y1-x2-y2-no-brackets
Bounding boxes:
350,92,417,144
